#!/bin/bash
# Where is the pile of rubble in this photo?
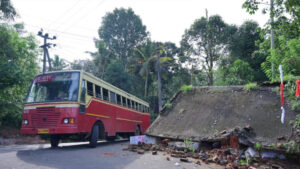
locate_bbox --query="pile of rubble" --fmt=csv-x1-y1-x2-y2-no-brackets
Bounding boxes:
123,135,299,169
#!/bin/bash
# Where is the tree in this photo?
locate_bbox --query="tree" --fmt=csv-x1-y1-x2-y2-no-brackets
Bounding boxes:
104,62,134,93
243,0,300,80
228,21,267,82
0,24,39,127
51,55,68,71
181,15,236,85
98,8,148,70
129,39,156,97
0,0,17,20
70,59,101,78
89,40,114,79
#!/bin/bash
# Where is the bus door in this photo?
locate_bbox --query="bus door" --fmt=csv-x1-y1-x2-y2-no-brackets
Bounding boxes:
78,80,88,132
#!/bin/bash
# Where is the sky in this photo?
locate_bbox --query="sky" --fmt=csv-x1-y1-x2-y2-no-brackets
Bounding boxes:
11,0,269,63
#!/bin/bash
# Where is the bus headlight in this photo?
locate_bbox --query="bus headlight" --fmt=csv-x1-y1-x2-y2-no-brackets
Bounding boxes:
63,118,69,124
24,120,28,125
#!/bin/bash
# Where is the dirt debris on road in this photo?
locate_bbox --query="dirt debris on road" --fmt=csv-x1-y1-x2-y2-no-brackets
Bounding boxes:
124,137,300,169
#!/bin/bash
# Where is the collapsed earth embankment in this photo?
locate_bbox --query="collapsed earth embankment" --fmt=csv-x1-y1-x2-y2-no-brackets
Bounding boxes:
147,86,297,145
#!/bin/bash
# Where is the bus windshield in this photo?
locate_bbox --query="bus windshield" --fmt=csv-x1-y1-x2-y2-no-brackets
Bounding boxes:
26,72,80,103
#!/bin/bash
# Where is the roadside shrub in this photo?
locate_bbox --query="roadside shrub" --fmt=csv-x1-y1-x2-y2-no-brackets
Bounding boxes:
180,85,193,93
291,100,300,112
164,102,172,109
283,141,300,153
244,82,259,92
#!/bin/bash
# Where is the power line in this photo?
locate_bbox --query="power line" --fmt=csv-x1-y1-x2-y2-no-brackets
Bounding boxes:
61,0,107,32
20,14,96,31
25,23,95,40
54,0,101,31
47,0,83,29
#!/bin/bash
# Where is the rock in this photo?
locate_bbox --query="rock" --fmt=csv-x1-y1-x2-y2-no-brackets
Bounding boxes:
171,153,179,158
166,157,170,161
196,161,201,165
212,155,219,163
152,151,157,155
122,148,129,151
244,125,252,131
229,136,240,149
137,150,145,154
212,141,221,149
180,158,189,162
220,130,227,134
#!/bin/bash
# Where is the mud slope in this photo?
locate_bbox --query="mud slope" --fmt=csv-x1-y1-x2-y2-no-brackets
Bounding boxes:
146,86,297,144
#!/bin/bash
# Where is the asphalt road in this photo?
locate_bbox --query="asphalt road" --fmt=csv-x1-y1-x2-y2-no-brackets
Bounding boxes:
0,141,222,169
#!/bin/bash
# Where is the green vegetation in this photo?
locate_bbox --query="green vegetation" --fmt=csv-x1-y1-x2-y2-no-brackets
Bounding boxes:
244,83,259,92
0,24,39,128
240,157,252,166
255,143,263,150
184,139,195,152
282,141,300,153
290,114,300,127
164,102,172,109
180,85,193,93
291,100,300,112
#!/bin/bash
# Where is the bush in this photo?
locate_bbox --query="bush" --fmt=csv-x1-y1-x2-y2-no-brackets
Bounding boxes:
164,102,172,109
180,85,193,93
244,82,259,92
291,100,300,112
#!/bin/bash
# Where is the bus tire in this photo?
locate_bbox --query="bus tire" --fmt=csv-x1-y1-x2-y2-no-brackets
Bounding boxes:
50,135,60,148
135,126,141,136
89,124,99,148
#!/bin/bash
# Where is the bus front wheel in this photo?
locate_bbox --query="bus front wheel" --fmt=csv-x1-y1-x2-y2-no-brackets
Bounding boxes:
50,135,60,148
89,124,99,147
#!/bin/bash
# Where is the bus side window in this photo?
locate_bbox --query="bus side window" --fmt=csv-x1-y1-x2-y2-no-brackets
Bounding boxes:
133,101,136,110
103,88,109,101
95,85,101,99
110,91,116,103
127,99,131,108
142,105,145,112
80,80,86,103
138,103,141,112
122,96,126,107
87,81,94,96
116,94,121,105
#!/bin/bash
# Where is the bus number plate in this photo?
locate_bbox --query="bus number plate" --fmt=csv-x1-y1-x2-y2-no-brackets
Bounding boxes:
38,129,49,134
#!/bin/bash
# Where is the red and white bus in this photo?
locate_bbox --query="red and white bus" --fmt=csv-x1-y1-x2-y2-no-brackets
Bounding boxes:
21,70,150,147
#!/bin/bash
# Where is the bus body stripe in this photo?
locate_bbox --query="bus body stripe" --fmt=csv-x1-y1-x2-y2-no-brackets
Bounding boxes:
86,113,110,119
116,118,142,123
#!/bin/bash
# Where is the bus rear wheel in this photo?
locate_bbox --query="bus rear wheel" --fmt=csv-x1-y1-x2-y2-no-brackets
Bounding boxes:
50,135,60,148
89,124,99,148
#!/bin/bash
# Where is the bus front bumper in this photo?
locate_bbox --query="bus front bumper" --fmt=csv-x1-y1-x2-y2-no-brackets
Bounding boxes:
21,127,79,135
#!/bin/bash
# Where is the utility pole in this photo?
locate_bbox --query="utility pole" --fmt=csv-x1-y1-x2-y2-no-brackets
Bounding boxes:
156,46,162,113
270,0,275,79
37,29,56,74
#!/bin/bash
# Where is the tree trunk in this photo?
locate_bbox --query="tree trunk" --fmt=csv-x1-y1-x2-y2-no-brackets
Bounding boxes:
156,51,162,113
208,57,214,86
144,71,148,97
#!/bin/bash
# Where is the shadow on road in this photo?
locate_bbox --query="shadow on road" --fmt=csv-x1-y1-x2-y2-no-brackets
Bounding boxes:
16,140,139,169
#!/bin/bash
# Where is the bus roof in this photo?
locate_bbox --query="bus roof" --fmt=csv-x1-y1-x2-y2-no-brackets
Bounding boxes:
37,70,149,106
